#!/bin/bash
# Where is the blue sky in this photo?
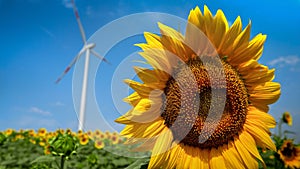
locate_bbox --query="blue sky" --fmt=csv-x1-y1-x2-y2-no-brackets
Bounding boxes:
0,0,299,141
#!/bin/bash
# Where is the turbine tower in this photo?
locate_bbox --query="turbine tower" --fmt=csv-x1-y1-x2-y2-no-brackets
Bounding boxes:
56,0,109,131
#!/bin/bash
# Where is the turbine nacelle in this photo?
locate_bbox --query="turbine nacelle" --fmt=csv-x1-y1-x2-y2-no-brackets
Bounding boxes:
83,43,96,50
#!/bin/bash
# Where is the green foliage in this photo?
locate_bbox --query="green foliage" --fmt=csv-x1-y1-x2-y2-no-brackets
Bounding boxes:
65,141,142,169
31,155,56,164
0,129,149,169
48,132,79,159
0,133,6,145
124,158,149,169
0,136,46,169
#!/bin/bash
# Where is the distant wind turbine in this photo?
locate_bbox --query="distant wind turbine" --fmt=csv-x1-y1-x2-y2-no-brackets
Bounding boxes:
56,0,109,131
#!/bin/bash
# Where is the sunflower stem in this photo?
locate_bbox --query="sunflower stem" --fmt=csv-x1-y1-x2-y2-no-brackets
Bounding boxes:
60,156,65,169
278,119,283,139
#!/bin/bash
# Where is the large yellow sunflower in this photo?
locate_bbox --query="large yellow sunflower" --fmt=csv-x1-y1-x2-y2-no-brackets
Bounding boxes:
116,5,280,168
278,140,300,169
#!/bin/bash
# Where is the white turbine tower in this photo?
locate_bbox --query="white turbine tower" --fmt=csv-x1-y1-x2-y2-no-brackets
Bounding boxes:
56,0,109,131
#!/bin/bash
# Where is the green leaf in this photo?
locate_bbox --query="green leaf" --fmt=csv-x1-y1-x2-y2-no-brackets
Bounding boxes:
0,159,17,166
30,155,56,164
283,130,296,135
124,158,149,169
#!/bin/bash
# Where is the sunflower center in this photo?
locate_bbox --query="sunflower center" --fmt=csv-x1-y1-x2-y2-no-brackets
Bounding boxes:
282,143,296,159
161,57,248,149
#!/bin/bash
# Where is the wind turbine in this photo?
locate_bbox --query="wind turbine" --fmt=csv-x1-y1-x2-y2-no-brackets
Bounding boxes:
56,0,109,131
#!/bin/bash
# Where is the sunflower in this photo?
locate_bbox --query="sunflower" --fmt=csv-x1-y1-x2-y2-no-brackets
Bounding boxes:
66,128,72,134
94,139,105,149
79,134,89,145
77,129,83,135
116,5,280,168
30,139,36,145
15,133,24,140
44,145,51,155
94,129,106,140
110,134,120,144
4,128,14,136
278,140,300,169
86,130,93,139
282,112,293,126
56,129,65,134
38,128,47,137
39,141,46,147
105,131,112,139
28,129,36,137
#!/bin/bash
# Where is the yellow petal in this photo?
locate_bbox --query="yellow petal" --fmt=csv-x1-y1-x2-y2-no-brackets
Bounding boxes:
244,123,276,151
244,70,275,89
131,137,156,151
251,82,281,94
187,6,205,33
230,34,266,64
119,118,165,139
134,98,157,113
124,79,153,98
222,142,245,169
236,34,266,61
134,67,169,83
210,147,226,169
234,136,259,169
212,9,229,49
120,125,134,136
144,32,163,48
239,131,266,168
148,128,174,169
190,147,201,169
203,5,214,39
135,32,163,51
177,144,188,169
174,144,187,168
232,21,251,52
132,119,166,138
250,82,281,105
238,60,269,78
238,60,275,88
158,22,191,62
185,18,212,57
114,113,132,124
123,137,140,145
246,116,270,133
220,16,242,56
116,97,163,124
123,92,141,106
187,8,200,28
247,106,276,128
199,148,210,169
139,48,172,73
251,103,269,113
158,22,184,42
164,143,183,169
183,146,193,169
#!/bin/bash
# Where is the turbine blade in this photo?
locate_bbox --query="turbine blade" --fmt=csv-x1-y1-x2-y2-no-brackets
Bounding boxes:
91,50,110,64
71,0,87,43
55,50,84,84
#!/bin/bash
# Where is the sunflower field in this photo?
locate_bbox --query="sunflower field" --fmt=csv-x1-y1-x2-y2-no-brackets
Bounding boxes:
0,128,149,169
0,112,299,169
